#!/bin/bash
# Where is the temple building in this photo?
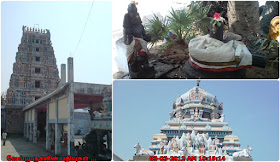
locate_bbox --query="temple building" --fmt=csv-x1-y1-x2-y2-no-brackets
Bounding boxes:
3,25,112,159
134,81,252,160
5,26,59,133
22,57,112,159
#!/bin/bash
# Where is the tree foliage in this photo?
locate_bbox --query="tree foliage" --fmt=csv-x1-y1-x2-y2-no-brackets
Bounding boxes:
145,2,211,45
189,1,211,35
1,92,6,105
167,7,192,44
145,14,168,47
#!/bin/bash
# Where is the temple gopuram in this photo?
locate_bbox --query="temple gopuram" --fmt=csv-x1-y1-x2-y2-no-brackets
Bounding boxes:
134,81,252,161
5,26,59,133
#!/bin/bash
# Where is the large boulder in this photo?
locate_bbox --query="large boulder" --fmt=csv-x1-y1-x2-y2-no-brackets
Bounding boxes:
260,1,279,34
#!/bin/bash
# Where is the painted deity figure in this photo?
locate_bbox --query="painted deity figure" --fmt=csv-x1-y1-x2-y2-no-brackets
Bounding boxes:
193,108,200,121
186,133,192,149
211,112,218,120
210,135,220,153
123,2,155,78
160,145,164,154
210,140,216,152
213,135,220,145
170,137,179,153
100,103,109,117
175,110,184,120
187,139,192,148
198,138,206,155
206,137,212,151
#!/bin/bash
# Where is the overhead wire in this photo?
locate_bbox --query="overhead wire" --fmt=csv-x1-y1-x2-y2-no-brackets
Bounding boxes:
72,1,94,57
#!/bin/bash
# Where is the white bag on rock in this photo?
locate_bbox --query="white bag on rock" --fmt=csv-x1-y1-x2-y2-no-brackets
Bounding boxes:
188,35,252,67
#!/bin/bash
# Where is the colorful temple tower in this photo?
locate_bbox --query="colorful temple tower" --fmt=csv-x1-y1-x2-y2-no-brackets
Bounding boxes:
5,26,59,133
142,81,252,160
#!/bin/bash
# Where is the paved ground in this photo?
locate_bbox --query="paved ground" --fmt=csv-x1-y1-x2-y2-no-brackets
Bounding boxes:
1,137,55,161
1,136,87,161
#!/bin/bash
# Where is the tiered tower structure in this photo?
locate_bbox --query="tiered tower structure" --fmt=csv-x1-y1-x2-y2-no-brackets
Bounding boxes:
222,135,242,155
145,81,251,160
5,26,59,133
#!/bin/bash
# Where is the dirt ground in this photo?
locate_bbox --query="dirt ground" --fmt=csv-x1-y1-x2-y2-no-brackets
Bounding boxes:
245,66,279,79
149,43,188,67
149,42,279,79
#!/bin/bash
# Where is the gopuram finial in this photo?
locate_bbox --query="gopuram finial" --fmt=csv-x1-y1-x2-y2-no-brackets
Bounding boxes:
131,0,138,5
22,25,26,32
197,80,200,87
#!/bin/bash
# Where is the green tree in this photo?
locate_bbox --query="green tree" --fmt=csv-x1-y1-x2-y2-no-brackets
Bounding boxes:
167,7,192,44
145,14,168,48
189,1,211,35
1,92,6,105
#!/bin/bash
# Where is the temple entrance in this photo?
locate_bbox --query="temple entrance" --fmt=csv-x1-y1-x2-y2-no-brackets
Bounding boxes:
35,108,47,150
37,109,46,139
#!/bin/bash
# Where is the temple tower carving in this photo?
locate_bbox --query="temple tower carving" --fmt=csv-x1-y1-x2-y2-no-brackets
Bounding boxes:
5,26,59,133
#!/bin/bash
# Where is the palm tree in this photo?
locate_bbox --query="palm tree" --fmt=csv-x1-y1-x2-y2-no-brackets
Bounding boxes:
189,1,211,35
145,14,168,48
167,8,192,44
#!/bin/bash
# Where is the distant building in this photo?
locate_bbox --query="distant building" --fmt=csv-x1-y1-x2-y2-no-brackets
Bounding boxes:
5,26,59,133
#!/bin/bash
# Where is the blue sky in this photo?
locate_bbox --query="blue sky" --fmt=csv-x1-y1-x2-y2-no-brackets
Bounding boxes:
113,80,279,161
1,1,112,93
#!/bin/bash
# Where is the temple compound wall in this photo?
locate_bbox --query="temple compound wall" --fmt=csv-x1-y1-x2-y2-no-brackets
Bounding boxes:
5,26,59,134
